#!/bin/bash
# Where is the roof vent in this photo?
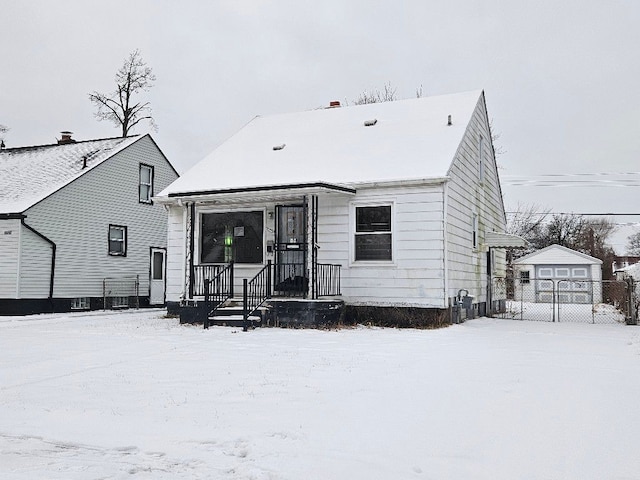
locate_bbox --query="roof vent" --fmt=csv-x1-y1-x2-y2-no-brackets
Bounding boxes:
273,143,286,151
58,131,76,144
364,119,378,127
447,115,452,126
327,101,341,108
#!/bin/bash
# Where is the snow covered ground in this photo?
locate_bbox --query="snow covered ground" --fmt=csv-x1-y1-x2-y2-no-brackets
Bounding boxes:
1,309,640,479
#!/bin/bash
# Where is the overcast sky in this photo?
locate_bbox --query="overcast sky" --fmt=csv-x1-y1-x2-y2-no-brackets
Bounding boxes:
2,1,639,251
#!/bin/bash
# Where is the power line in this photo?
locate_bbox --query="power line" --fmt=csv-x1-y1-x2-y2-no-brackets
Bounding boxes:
501,171,640,187
505,212,640,216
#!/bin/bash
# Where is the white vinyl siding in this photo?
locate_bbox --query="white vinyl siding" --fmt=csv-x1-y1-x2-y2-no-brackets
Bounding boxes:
18,136,177,299
0,219,20,298
445,94,507,304
337,185,446,307
165,205,186,302
17,225,52,298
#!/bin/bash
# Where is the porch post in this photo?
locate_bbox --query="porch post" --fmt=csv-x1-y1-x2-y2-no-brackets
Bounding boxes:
188,202,196,299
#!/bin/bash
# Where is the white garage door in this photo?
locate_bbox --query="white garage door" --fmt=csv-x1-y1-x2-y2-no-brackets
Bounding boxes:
535,265,592,303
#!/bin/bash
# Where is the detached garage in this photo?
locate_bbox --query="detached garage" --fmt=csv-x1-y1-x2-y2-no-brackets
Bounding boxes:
513,244,602,304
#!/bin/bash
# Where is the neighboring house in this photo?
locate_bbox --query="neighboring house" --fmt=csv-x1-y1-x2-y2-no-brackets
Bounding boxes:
513,244,603,304
155,90,523,325
612,255,640,274
0,133,179,315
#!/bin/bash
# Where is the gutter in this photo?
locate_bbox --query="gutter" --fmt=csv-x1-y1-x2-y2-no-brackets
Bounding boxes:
21,218,56,301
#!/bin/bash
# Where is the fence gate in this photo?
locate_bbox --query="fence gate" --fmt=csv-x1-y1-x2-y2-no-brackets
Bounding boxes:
492,276,636,324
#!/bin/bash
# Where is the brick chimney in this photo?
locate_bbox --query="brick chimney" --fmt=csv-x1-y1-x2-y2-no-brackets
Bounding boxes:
58,131,76,144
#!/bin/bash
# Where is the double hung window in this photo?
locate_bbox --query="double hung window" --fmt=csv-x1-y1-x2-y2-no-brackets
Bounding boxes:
109,225,127,256
354,205,392,261
139,164,154,203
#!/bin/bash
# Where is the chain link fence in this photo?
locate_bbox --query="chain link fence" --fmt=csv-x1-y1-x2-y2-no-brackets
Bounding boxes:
103,275,140,310
492,274,636,324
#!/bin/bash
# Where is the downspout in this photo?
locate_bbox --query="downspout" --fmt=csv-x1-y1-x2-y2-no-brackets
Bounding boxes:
21,218,56,303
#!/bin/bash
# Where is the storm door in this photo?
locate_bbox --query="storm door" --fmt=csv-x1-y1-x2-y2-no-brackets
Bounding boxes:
149,247,166,305
274,205,307,296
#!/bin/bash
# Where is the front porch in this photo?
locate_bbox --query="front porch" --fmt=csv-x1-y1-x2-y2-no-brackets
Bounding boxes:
176,260,343,328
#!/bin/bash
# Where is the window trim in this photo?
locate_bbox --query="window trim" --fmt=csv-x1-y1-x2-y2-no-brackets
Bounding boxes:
139,163,154,204
351,201,395,265
472,213,479,250
108,224,127,257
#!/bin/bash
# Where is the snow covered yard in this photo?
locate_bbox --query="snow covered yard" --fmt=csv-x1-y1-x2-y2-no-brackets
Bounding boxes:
1,310,640,479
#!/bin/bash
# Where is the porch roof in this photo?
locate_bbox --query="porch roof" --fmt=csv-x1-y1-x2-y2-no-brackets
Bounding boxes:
165,181,356,204
484,231,528,249
158,90,482,199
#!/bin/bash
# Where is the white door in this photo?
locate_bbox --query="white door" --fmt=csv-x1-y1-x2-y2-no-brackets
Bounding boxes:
150,248,166,305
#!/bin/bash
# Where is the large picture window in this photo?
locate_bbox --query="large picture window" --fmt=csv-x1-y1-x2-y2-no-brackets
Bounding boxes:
201,211,263,264
355,205,392,261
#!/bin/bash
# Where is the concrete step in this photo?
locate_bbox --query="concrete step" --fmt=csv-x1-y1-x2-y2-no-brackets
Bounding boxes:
208,314,262,328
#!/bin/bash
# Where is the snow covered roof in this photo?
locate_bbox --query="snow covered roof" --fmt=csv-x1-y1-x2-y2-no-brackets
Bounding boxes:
0,135,141,214
159,90,483,197
514,244,602,265
617,262,640,277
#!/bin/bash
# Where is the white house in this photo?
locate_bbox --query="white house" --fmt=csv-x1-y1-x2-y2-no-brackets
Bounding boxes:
513,244,603,304
0,133,178,315
155,90,523,325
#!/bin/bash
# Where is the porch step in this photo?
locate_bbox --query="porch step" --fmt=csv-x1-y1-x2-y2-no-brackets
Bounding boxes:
208,314,262,328
207,304,266,328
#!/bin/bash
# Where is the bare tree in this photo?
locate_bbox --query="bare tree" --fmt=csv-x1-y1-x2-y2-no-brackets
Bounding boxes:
89,50,156,137
353,82,398,105
627,232,640,256
489,119,506,158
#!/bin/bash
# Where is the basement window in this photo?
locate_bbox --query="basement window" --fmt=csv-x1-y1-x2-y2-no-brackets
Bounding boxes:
71,297,90,310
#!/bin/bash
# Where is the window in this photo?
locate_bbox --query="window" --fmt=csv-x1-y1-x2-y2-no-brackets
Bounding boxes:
139,164,154,203
200,211,263,264
472,213,479,249
71,297,90,310
355,205,392,261
538,267,553,278
520,271,530,285
478,136,485,182
109,225,127,256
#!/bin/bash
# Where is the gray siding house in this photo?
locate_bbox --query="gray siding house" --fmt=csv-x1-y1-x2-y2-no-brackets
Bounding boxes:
0,133,178,315
156,90,522,325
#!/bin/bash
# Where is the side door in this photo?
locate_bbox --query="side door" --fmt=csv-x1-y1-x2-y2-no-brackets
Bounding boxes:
149,247,166,305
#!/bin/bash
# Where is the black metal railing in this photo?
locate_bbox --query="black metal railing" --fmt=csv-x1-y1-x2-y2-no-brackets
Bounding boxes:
203,263,234,329
316,263,341,297
243,261,272,327
193,264,229,297
274,262,308,297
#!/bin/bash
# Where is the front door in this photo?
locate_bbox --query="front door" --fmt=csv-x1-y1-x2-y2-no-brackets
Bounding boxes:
149,247,166,305
274,205,307,296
